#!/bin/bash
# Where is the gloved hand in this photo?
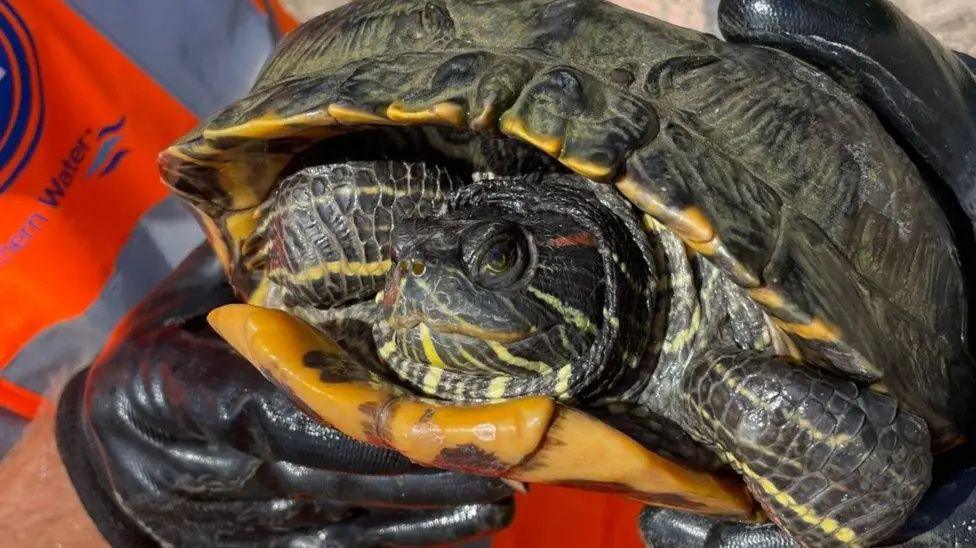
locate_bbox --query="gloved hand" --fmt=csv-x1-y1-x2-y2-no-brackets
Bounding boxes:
639,0,976,546
55,244,513,547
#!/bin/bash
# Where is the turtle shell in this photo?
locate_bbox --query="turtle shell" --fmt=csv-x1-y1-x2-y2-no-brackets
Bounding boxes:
159,0,969,445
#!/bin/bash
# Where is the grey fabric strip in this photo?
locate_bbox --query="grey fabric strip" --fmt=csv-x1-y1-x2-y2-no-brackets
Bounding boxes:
64,0,275,116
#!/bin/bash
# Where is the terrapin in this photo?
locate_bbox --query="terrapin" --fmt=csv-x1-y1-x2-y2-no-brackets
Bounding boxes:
160,0,973,546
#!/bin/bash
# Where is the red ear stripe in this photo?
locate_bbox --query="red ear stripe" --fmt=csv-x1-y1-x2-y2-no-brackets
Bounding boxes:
382,263,403,307
548,231,598,248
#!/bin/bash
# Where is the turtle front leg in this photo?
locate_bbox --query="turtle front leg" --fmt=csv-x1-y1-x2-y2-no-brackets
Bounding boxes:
679,349,932,546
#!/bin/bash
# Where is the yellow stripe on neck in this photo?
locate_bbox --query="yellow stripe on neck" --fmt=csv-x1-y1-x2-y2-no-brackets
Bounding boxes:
487,341,553,375
527,286,597,336
419,323,446,367
275,259,393,282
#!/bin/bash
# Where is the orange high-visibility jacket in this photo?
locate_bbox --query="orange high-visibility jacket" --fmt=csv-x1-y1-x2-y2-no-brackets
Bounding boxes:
0,1,643,545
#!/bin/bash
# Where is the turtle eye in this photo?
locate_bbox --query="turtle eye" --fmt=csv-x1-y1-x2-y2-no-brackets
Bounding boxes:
464,223,531,289
482,238,517,274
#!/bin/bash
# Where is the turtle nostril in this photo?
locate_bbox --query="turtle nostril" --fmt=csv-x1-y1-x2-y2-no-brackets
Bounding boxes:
395,257,426,277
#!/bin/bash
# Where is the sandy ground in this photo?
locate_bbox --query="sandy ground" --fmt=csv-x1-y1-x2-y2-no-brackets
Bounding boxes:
279,0,718,31
279,0,975,55
896,0,976,56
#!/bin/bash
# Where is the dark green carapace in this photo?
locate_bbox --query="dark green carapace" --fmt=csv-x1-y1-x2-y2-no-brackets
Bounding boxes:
160,1,972,546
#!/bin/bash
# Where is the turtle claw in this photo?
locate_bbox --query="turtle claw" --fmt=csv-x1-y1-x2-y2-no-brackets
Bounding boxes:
208,304,757,520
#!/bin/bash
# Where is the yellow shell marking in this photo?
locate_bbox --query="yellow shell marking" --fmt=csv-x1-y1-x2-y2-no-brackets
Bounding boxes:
499,115,564,157
386,101,466,127
191,206,231,272
773,317,842,343
202,110,337,141
226,208,260,246
327,103,400,125
470,98,498,131
164,145,220,167
220,167,262,209
168,139,284,208
616,176,716,243
748,287,787,309
560,156,615,181
512,410,757,519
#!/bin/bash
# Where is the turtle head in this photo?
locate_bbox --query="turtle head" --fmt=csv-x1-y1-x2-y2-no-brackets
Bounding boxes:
380,193,605,387
375,176,657,402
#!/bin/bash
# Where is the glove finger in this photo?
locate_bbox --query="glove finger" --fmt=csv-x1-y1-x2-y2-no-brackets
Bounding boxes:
141,500,508,546
266,461,513,508
638,508,796,548
638,507,713,548
717,0,976,232
707,521,797,548
256,415,418,476
122,487,510,546
127,496,358,546
294,502,514,547
108,320,421,477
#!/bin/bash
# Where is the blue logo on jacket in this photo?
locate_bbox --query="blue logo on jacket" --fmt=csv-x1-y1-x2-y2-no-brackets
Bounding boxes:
0,0,44,193
88,116,130,177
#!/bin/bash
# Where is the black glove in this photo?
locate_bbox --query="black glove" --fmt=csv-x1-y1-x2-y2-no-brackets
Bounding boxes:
639,1,976,546
56,244,512,547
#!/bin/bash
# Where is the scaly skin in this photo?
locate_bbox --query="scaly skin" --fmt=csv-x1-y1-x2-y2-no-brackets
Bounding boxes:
681,350,931,547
